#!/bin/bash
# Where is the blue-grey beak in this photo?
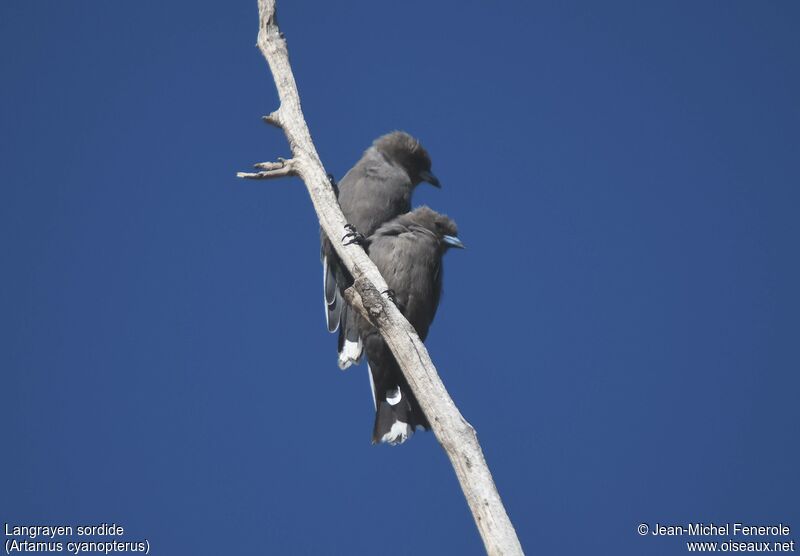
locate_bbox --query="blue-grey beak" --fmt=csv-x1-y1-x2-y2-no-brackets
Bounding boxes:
419,170,440,188
442,235,465,249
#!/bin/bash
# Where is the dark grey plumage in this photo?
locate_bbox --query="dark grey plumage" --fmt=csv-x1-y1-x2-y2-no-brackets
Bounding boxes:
359,206,464,445
322,131,440,369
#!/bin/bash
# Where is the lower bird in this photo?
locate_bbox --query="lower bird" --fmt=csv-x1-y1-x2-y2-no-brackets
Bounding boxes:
358,206,464,445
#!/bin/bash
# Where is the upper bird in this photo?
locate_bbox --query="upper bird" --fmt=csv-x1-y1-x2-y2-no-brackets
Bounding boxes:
322,131,440,369
359,206,464,445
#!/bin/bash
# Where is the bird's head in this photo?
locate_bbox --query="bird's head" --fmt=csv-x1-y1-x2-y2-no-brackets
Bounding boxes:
408,206,465,251
374,131,440,188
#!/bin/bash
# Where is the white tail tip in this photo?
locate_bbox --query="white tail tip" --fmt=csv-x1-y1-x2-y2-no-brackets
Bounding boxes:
380,420,412,446
338,338,362,370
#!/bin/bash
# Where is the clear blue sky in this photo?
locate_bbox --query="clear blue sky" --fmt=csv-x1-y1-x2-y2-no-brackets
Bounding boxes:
2,1,798,554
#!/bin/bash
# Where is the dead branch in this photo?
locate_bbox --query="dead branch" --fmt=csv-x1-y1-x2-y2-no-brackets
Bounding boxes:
238,2,524,554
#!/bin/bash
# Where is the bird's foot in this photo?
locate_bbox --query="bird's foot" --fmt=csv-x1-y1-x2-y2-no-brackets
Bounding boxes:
382,289,397,304
342,224,366,246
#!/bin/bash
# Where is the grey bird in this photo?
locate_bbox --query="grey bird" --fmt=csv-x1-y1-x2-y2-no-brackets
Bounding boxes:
322,131,440,370
358,206,464,445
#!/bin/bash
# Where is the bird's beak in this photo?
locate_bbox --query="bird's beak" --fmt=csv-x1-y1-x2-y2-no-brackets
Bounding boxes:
443,235,465,249
419,170,441,188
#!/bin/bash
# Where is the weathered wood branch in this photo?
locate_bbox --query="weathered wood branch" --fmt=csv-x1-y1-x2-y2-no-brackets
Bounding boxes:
238,1,524,554
237,158,296,179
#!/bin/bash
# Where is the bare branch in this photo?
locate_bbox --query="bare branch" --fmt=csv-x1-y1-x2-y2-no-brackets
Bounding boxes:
344,279,388,325
262,111,282,128
243,1,524,554
236,157,296,179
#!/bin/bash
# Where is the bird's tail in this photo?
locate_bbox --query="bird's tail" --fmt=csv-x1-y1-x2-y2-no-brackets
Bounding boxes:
324,253,363,369
323,255,343,333
369,364,430,445
337,305,363,369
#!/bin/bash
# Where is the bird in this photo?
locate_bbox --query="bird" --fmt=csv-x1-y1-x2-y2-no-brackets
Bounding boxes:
322,131,440,370
358,206,464,445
